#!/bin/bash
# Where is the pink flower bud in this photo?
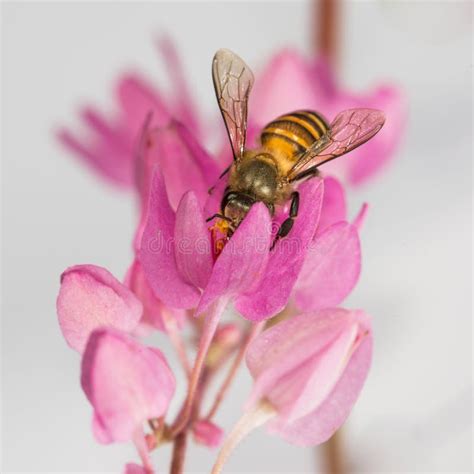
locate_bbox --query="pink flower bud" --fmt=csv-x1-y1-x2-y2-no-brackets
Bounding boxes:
214,323,241,348
81,328,175,444
192,420,224,448
245,308,372,446
145,433,157,451
57,265,142,353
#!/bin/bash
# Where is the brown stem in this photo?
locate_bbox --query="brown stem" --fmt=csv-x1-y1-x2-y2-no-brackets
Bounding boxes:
170,432,187,474
205,322,264,421
322,428,345,474
314,0,340,68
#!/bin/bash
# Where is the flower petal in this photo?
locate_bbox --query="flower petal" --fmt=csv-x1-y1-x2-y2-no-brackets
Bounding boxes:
268,313,372,445
81,328,175,444
125,258,187,336
246,308,355,407
57,265,142,353
294,222,361,311
125,258,164,334
346,85,407,185
57,107,134,188
352,202,369,231
157,37,202,138
309,57,338,99
174,191,213,289
116,74,171,132
235,178,323,321
250,50,321,127
271,323,358,423
196,203,271,316
140,122,219,211
203,172,228,218
317,176,347,236
140,171,200,309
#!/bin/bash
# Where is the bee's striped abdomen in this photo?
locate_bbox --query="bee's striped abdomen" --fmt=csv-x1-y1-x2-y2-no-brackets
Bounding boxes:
260,110,330,159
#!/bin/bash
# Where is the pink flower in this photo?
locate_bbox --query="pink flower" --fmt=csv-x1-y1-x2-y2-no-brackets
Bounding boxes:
81,327,175,444
134,113,362,319
192,420,224,448
58,39,201,189
247,50,406,185
246,308,372,445
57,265,142,353
139,170,323,321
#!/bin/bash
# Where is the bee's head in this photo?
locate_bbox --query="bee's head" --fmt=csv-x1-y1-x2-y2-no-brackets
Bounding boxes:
220,192,256,234
219,191,275,236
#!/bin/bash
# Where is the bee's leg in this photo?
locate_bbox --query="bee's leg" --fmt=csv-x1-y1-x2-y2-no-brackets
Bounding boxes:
208,165,231,194
288,166,320,183
270,192,299,250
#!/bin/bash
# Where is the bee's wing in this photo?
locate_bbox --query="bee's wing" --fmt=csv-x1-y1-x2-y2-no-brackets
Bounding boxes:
212,49,254,161
288,108,385,181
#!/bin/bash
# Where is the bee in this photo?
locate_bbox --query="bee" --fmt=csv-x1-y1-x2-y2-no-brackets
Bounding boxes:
207,49,385,249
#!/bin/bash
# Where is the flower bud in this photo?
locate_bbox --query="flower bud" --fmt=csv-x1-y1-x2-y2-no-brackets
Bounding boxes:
81,328,175,444
245,308,372,446
214,323,241,347
57,265,142,353
192,420,224,448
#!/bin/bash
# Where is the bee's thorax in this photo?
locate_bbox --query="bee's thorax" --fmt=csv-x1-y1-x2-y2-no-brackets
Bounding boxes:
228,153,279,203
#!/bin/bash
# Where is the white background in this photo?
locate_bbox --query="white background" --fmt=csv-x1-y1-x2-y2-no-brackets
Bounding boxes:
2,1,472,473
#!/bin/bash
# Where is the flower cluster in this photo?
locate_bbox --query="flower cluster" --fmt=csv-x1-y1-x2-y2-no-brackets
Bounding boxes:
55,40,401,473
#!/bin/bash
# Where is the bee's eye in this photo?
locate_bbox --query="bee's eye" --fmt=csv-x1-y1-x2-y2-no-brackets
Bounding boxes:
221,192,239,211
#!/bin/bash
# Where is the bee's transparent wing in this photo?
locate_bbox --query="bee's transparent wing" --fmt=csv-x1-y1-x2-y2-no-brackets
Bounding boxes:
288,108,385,181
212,49,254,161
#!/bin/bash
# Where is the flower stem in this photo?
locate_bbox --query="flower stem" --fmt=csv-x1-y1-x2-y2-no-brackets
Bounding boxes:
170,432,188,474
162,310,191,377
322,428,346,474
132,428,154,473
314,0,340,68
205,322,264,421
170,299,227,436
211,400,276,474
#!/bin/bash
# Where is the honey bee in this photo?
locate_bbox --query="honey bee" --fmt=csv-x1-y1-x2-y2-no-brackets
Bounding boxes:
208,49,385,249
